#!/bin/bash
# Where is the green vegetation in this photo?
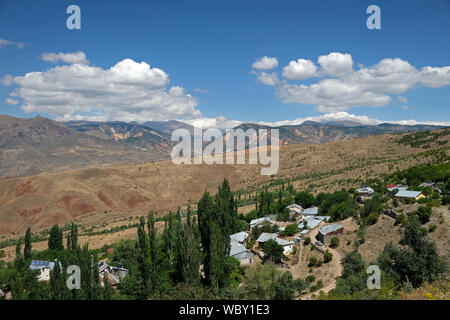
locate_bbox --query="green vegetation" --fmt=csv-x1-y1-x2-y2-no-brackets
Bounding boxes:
330,237,340,248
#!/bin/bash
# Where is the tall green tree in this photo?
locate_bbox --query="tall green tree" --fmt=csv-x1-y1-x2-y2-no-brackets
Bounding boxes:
178,206,201,286
24,227,32,260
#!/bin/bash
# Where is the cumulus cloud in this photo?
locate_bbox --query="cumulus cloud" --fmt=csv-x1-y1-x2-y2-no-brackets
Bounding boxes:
419,66,450,88
0,38,24,49
254,111,450,127
6,57,202,122
252,52,450,113
282,59,317,80
257,72,279,86
5,98,18,105
317,52,353,77
41,51,89,64
252,56,278,70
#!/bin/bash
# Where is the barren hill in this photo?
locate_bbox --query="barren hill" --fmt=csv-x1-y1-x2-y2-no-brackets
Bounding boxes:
0,114,443,178
0,128,448,234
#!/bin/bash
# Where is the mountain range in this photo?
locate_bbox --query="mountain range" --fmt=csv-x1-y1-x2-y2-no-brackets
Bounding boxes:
0,114,445,177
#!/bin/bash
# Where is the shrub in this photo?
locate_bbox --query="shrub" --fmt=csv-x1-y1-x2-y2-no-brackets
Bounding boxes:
308,256,318,267
442,195,450,205
281,223,298,236
324,250,333,263
428,224,437,233
305,275,316,284
330,237,340,248
366,212,379,226
292,246,297,255
304,237,311,245
394,213,407,226
416,206,432,224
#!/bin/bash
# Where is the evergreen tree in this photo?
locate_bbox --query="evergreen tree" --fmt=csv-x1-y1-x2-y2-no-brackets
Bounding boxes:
48,225,63,250
147,212,158,293
178,206,201,286
136,217,150,299
70,224,78,250
50,260,67,300
103,272,114,300
24,227,32,260
197,191,215,285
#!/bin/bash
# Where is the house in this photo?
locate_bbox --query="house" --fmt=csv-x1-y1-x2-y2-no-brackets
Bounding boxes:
286,202,303,218
256,233,294,254
230,231,249,244
299,229,309,239
298,216,330,231
419,182,442,194
29,260,62,282
356,186,374,196
316,224,344,245
387,184,407,193
99,262,128,286
230,241,254,265
302,207,318,217
395,190,425,201
249,216,272,229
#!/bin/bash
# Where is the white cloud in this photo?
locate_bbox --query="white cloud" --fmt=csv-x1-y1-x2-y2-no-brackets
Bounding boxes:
317,52,353,77
252,53,450,113
5,98,18,105
1,75,14,86
41,51,89,64
398,95,408,103
419,66,450,88
0,38,24,49
282,59,317,80
401,105,411,110
7,57,202,122
257,72,279,86
252,56,278,70
254,111,450,127
181,116,242,129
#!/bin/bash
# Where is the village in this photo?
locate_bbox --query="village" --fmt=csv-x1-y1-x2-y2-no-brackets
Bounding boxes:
0,169,448,300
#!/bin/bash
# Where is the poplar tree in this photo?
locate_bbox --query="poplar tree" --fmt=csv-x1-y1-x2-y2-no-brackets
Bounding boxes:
136,217,150,298
147,212,157,292
178,206,201,285
24,227,32,260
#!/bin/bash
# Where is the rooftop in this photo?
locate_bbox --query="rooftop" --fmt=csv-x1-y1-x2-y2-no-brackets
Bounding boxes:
318,223,343,235
395,190,422,198
302,207,318,215
230,231,249,243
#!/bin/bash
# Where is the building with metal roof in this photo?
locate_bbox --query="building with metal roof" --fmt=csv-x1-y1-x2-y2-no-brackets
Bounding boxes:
316,223,344,245
249,216,272,229
230,241,254,264
256,233,294,254
395,190,425,200
356,187,374,195
302,207,318,216
230,231,249,244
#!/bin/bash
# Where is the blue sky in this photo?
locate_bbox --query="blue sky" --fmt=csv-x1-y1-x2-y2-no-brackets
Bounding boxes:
0,0,449,127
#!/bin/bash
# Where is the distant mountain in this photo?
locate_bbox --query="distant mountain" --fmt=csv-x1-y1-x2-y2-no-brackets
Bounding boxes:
0,116,171,177
235,121,445,145
0,114,445,177
142,120,197,136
